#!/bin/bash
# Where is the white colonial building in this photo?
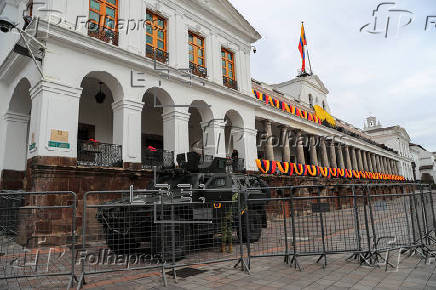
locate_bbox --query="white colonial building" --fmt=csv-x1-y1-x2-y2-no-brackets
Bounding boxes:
410,144,436,183
0,0,411,190
364,117,415,180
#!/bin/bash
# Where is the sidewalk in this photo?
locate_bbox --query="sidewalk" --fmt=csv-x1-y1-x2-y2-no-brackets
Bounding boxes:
78,251,436,290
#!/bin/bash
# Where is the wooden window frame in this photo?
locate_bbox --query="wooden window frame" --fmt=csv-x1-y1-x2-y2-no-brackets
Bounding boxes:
145,10,168,62
189,32,205,68
221,48,235,80
89,0,118,32
222,47,237,89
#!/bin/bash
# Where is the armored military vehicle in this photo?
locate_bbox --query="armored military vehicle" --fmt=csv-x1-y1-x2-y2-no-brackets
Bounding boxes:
96,152,270,260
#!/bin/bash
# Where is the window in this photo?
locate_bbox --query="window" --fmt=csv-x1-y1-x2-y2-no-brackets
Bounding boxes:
189,32,207,78
309,94,313,106
88,0,119,46
222,48,237,90
145,10,168,63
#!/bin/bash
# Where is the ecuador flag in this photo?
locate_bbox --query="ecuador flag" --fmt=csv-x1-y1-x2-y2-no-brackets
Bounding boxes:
298,23,307,72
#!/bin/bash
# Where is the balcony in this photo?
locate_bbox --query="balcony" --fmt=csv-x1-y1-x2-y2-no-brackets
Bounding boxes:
146,45,169,64
88,25,119,46
77,140,123,168
223,76,238,90
142,149,174,169
189,62,207,78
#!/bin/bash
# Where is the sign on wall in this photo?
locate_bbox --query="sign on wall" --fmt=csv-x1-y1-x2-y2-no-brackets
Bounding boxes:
48,130,70,149
28,132,36,151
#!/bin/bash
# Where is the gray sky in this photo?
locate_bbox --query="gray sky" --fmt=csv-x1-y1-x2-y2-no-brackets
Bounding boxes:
230,0,436,152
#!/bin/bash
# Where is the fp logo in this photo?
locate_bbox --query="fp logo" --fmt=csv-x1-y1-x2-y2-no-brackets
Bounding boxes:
360,2,414,38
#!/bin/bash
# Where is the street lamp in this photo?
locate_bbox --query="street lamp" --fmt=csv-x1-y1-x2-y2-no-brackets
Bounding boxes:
0,15,46,77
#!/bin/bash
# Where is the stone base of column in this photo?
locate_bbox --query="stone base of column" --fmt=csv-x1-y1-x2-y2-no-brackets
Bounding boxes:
0,169,26,190
28,156,78,167
123,162,143,170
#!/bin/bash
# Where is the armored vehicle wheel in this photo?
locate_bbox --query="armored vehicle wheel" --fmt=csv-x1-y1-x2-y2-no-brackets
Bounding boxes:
105,230,140,253
239,210,262,243
152,219,191,262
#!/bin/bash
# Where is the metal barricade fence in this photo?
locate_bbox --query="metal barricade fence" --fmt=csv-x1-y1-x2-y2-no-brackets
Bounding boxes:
2,183,435,289
0,191,77,289
76,189,169,288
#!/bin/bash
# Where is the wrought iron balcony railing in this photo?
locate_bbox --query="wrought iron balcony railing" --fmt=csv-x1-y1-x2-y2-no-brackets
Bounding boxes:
88,25,119,46
142,149,174,169
77,140,123,168
223,76,238,90
189,62,208,78
146,44,169,64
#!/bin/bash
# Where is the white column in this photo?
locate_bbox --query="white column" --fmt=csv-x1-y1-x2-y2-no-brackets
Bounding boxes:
281,127,290,163
237,49,251,95
119,0,145,55
201,119,226,157
112,99,144,164
162,109,190,157
0,116,5,174
233,127,257,171
174,14,188,69
28,80,82,159
1,113,30,171
207,32,221,84
263,120,274,161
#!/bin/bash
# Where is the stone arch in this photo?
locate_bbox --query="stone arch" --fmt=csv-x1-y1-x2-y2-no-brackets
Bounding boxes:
188,100,214,155
8,78,32,114
141,87,178,166
3,78,32,172
78,73,117,145
82,71,124,101
144,87,175,110
224,110,245,158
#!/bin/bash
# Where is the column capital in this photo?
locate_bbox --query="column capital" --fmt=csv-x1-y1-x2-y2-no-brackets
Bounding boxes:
234,127,258,136
262,119,272,125
162,110,191,123
292,128,304,136
112,99,144,112
30,80,83,100
280,127,289,136
2,112,30,124
200,119,226,130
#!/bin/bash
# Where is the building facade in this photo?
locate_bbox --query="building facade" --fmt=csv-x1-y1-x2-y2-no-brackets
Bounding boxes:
0,0,409,191
410,144,436,183
364,117,414,180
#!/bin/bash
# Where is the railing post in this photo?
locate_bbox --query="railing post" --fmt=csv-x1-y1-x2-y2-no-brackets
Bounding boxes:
243,188,251,270
235,186,250,273
69,192,77,289
362,185,372,262
282,188,289,264
317,186,327,268
352,185,362,254
366,185,378,260
401,185,412,247
426,184,436,238
289,187,300,270
419,184,430,246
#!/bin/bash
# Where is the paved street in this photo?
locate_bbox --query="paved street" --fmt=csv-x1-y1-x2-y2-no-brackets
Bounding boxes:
5,250,436,289
78,252,436,290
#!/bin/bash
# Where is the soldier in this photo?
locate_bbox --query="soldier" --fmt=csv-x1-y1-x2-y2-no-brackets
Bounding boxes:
221,192,239,253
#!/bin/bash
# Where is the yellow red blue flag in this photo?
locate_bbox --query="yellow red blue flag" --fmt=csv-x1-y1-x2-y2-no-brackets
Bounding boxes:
298,23,307,72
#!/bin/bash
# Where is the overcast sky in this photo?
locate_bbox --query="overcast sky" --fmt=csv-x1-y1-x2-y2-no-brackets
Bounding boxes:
230,0,436,152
